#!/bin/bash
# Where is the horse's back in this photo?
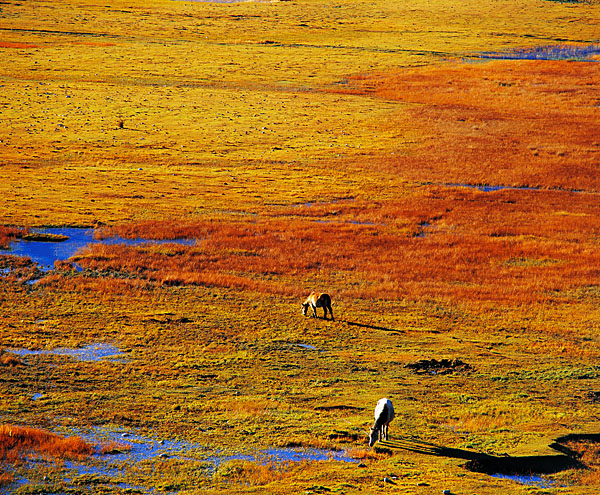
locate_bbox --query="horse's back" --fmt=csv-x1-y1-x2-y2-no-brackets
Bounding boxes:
318,293,331,307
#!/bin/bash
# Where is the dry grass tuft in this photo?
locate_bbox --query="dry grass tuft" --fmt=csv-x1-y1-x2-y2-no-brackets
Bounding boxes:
0,424,94,463
98,441,132,455
0,471,13,487
346,447,382,461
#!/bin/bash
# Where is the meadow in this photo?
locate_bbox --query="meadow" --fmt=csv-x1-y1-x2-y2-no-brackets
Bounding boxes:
1,0,600,493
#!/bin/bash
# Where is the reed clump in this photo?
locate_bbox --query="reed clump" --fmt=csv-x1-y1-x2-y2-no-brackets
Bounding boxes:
0,227,26,249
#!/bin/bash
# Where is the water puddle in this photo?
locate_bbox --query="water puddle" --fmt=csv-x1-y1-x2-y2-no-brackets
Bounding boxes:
233,446,356,464
444,183,539,193
7,343,127,363
477,43,600,61
292,343,319,351
492,473,557,488
415,222,434,238
464,453,580,485
0,227,195,272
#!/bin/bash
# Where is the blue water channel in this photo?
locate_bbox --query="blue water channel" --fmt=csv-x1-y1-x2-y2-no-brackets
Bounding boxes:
63,426,357,467
478,43,600,61
0,227,195,271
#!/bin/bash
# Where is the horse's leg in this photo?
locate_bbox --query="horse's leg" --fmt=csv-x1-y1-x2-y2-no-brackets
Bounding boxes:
328,304,334,321
312,304,318,318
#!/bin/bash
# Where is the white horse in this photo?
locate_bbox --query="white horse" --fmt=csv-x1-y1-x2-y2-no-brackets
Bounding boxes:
369,398,395,446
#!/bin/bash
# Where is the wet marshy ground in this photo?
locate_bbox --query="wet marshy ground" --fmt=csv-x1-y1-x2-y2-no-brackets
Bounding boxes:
1,426,358,494
477,43,600,61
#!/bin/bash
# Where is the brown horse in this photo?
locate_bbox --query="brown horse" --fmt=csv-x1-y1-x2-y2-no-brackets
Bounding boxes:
302,292,334,320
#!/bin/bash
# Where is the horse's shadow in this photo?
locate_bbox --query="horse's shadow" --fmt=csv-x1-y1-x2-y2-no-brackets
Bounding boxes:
378,435,588,475
342,320,402,333
305,315,401,333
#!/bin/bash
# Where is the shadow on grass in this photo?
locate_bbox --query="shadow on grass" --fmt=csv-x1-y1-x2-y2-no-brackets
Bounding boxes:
342,320,402,333
378,436,584,475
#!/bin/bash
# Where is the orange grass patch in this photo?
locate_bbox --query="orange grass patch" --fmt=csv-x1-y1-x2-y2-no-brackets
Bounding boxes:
0,424,94,463
346,447,383,461
564,439,600,486
340,57,600,192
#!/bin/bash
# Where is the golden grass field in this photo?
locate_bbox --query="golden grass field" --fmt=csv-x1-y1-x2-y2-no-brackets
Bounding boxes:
1,0,600,493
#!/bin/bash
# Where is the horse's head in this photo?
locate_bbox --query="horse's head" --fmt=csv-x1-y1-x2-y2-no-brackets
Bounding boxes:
368,426,379,447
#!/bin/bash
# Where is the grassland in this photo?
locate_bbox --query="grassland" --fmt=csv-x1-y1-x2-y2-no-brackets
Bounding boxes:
1,0,600,493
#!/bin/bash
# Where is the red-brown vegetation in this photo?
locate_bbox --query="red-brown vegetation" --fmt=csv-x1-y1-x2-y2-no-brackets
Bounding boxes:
339,57,600,192
0,42,38,49
0,424,94,463
0,226,26,249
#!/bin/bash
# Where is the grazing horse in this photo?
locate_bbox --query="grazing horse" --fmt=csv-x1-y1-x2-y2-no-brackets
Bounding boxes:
302,292,334,321
369,398,395,446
